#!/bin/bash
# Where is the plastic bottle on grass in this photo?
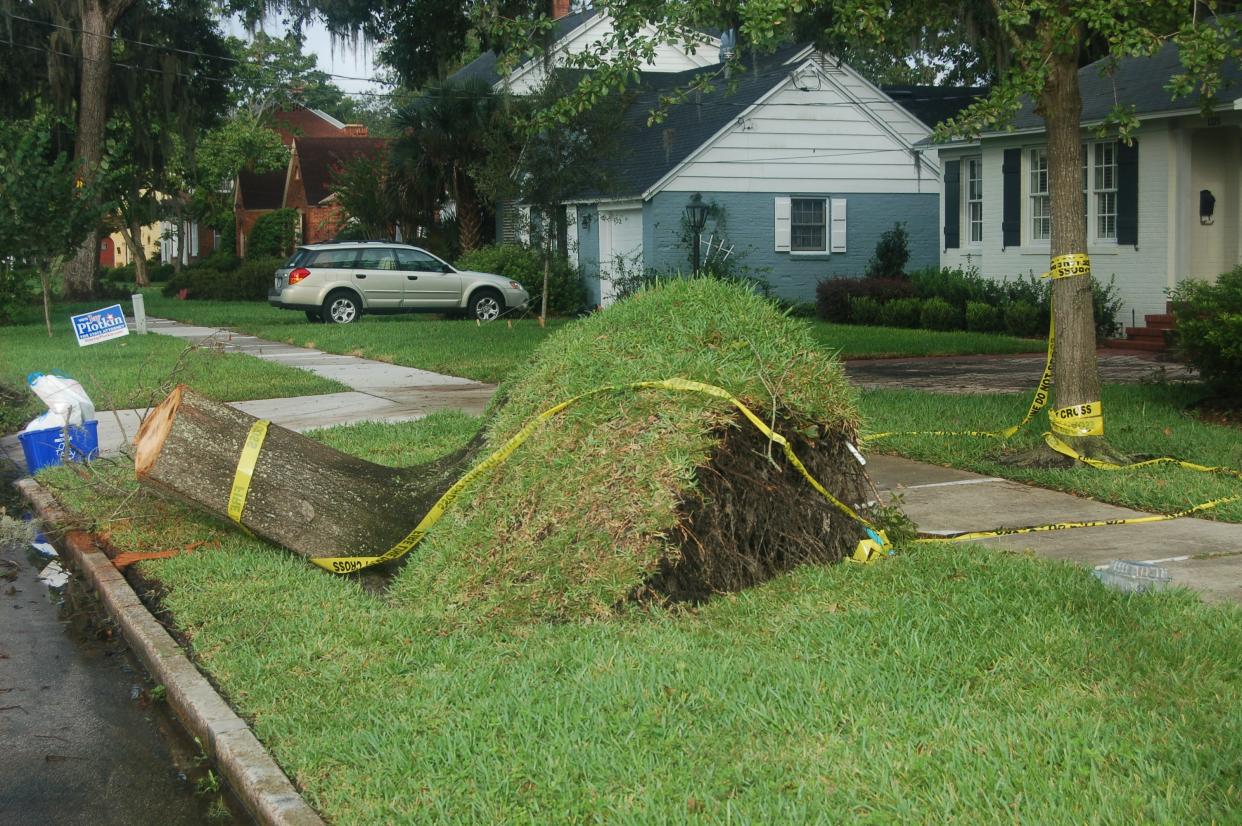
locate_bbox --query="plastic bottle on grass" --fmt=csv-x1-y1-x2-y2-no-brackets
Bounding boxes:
1092,560,1172,593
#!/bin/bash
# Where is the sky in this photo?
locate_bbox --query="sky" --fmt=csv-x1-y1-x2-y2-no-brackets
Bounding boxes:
222,13,388,96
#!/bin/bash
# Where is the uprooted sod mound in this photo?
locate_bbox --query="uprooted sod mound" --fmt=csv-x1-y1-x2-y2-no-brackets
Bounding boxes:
388,278,873,622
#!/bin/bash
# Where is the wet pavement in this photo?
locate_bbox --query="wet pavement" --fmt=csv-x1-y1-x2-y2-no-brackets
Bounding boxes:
844,351,1194,393
0,468,246,825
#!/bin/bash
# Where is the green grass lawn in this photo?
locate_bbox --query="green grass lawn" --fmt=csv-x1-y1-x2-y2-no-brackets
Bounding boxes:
860,381,1242,522
138,293,1041,383
0,301,344,433
808,322,1043,358
41,412,1242,824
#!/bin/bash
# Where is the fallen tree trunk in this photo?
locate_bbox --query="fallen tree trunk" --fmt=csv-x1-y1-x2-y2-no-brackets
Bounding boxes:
133,386,475,566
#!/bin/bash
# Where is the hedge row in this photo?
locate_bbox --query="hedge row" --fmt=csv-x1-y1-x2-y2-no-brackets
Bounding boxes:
816,266,1123,340
161,255,281,301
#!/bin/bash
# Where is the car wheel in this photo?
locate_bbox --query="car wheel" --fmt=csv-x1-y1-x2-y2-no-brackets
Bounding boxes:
304,309,323,323
468,289,504,322
323,291,361,324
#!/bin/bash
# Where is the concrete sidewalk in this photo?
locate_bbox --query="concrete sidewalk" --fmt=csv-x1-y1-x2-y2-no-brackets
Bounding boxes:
868,454,1242,603
2,317,495,471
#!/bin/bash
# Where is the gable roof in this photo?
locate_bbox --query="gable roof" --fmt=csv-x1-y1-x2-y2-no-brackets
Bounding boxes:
1008,38,1242,131
448,8,601,88
237,169,286,210
576,43,809,200
293,137,389,204
881,85,988,129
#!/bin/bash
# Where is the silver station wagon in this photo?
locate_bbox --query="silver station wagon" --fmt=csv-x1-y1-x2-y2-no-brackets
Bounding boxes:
268,241,531,324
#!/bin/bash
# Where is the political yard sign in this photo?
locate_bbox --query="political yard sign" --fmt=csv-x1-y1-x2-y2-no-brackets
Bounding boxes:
71,304,129,347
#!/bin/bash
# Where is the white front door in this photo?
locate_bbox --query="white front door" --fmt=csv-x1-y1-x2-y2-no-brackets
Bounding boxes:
597,206,644,307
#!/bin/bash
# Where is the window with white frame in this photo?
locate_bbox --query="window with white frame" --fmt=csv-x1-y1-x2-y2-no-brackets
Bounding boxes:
1032,141,1118,244
1029,148,1050,241
966,157,983,245
1094,142,1117,239
790,198,826,251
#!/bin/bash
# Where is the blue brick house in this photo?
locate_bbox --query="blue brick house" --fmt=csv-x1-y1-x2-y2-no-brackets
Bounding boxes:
560,45,980,305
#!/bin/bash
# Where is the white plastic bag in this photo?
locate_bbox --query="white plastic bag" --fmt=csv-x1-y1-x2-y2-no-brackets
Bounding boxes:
24,373,95,432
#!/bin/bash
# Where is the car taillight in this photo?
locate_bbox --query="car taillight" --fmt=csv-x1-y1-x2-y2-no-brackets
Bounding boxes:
288,267,311,285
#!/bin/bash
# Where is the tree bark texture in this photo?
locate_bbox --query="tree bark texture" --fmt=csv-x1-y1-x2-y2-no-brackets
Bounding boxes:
1039,50,1104,446
134,387,474,565
118,221,149,286
63,0,136,299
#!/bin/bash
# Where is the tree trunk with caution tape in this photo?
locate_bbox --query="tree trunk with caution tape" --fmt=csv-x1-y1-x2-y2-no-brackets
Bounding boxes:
1034,48,1124,463
133,386,476,567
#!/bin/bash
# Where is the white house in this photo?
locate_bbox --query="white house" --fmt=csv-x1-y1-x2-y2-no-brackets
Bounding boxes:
932,40,1242,332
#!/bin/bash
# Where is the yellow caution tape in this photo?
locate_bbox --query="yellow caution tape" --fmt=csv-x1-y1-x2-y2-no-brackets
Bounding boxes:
1043,253,1092,280
227,419,270,524
1049,400,1104,437
1044,432,1242,480
867,317,1054,444
214,378,882,574
914,495,1240,543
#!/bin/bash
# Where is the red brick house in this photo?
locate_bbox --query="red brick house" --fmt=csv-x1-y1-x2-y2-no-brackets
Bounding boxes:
281,134,389,244
235,107,386,255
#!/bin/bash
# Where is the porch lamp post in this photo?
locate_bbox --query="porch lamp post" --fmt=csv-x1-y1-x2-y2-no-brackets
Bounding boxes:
684,193,708,274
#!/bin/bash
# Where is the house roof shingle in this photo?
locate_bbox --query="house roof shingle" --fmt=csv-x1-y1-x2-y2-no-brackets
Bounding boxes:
295,137,389,204
448,8,601,88
880,85,988,129
237,169,286,210
1008,38,1242,131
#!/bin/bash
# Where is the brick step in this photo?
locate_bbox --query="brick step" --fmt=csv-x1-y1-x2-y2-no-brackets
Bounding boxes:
1143,313,1175,328
1125,326,1171,340
1102,337,1169,352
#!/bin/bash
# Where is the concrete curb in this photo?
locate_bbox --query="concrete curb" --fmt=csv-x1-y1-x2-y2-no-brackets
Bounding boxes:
17,478,325,826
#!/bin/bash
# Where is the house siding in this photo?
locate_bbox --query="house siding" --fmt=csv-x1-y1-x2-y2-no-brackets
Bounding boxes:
655,60,937,196
936,121,1175,322
644,190,939,301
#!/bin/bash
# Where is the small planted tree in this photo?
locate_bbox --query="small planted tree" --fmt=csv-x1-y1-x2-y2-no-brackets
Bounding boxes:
865,223,910,280
0,113,107,335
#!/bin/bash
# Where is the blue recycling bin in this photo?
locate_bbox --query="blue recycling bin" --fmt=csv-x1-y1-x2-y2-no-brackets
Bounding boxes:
17,421,100,473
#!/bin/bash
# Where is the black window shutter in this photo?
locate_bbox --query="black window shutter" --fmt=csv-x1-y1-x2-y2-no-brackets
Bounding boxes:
943,160,961,249
1116,140,1139,246
1001,148,1021,248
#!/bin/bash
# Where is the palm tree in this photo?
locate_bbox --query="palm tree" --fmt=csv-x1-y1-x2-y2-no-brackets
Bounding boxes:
392,78,501,254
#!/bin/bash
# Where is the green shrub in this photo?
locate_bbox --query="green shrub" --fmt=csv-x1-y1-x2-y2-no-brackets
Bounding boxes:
1003,300,1045,337
920,297,962,331
1170,266,1242,398
879,297,922,328
911,266,1004,310
102,263,135,283
1090,275,1124,340
148,263,175,283
965,301,1003,333
0,267,35,322
815,277,916,323
247,208,299,259
776,300,817,318
849,296,884,326
865,222,910,279
455,243,585,315
195,252,241,273
162,257,282,301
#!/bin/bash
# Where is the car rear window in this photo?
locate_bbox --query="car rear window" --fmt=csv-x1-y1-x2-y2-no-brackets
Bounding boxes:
285,248,312,268
308,249,360,269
